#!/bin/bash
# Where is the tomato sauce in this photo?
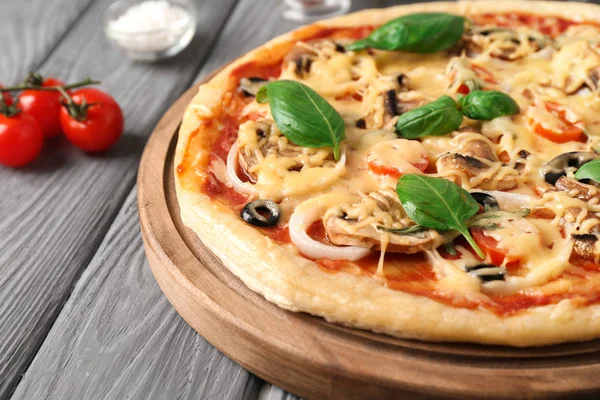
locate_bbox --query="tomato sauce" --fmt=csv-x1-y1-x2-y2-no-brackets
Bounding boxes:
180,16,600,317
261,225,291,243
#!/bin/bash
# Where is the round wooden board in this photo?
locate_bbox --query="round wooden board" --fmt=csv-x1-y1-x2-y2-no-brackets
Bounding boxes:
138,83,600,400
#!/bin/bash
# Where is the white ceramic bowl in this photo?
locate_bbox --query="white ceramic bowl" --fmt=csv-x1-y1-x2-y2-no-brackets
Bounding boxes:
104,0,197,62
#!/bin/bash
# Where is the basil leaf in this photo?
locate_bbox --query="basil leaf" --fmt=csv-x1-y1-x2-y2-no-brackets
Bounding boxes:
395,95,463,139
347,13,465,53
256,80,345,160
575,159,600,182
396,174,484,258
458,90,520,120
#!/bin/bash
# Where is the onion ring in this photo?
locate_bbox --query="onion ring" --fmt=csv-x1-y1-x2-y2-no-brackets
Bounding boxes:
289,196,371,261
474,190,535,210
226,143,257,195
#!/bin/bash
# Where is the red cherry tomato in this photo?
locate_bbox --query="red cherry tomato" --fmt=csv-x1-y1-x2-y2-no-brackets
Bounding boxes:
0,112,44,167
17,78,65,138
0,84,13,106
59,88,124,153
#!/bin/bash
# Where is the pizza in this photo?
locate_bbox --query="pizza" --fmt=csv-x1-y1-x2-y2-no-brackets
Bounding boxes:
175,1,600,347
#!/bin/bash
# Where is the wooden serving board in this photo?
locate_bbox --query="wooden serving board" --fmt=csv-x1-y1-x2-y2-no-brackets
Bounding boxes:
138,84,600,400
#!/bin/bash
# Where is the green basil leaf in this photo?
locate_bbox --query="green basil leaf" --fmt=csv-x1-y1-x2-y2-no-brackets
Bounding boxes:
396,174,484,258
575,159,600,182
256,80,345,160
347,13,465,53
256,85,268,103
458,90,520,120
395,95,463,139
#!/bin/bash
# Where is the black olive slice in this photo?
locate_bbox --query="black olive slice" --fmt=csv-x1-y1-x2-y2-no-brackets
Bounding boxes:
542,152,599,185
466,264,506,282
470,192,500,211
241,199,281,227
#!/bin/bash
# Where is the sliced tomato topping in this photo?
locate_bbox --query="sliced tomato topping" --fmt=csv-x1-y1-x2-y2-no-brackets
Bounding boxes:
528,100,586,144
367,139,429,178
471,227,521,269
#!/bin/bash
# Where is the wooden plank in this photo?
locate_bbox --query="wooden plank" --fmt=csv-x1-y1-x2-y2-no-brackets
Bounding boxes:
0,0,93,84
11,190,264,400
0,0,238,398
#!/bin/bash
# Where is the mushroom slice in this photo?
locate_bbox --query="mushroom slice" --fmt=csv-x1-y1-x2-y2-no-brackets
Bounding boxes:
572,234,600,263
553,176,600,261
239,77,268,97
323,190,453,253
465,26,548,60
435,137,519,190
236,119,336,181
359,75,421,129
283,44,317,78
555,176,600,202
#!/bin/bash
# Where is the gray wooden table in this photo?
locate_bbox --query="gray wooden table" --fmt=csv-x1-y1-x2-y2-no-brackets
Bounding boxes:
0,1,405,399
1,1,596,399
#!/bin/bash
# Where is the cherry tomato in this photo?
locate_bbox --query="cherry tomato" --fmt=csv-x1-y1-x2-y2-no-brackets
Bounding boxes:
0,84,13,106
0,112,44,167
18,78,65,138
367,139,429,178
471,227,521,269
59,88,124,153
527,100,585,143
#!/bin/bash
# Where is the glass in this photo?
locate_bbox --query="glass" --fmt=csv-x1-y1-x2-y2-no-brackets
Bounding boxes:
282,0,351,23
103,0,197,62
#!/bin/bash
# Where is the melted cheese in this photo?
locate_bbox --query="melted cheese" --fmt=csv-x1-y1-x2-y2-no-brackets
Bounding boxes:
215,20,600,302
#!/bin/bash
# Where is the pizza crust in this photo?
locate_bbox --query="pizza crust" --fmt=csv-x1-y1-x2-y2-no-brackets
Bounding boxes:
176,1,600,347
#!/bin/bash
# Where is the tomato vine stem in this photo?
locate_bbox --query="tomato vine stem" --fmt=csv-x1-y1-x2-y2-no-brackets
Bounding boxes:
0,78,101,93
0,94,20,117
